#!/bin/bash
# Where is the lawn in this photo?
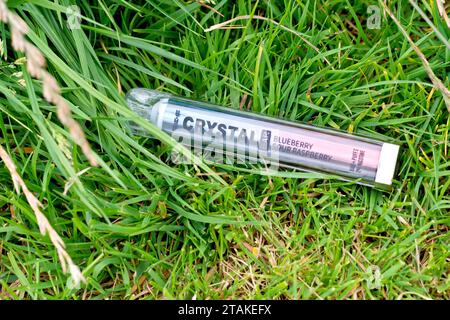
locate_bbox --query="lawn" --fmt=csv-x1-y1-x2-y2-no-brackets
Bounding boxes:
0,0,449,299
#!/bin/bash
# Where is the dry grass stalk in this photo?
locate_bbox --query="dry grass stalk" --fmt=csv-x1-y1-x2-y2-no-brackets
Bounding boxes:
197,1,223,16
205,14,331,65
381,1,450,112
408,0,450,51
0,0,88,287
437,0,450,28
0,0,98,166
0,145,86,286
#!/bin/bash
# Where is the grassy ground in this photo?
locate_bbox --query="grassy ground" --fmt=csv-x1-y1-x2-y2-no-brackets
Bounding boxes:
0,0,449,299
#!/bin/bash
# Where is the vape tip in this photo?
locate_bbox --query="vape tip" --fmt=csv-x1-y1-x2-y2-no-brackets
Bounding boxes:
125,88,172,106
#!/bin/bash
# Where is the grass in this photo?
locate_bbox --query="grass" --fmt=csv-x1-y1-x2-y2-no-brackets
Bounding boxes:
0,0,449,299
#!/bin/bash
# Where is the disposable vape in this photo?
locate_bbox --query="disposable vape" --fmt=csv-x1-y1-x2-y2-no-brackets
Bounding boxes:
125,88,400,189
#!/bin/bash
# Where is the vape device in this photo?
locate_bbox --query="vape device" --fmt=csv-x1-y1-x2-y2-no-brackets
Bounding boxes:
126,88,400,189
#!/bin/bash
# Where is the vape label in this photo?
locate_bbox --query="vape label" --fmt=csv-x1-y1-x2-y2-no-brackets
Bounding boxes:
272,135,333,162
160,99,382,180
165,104,279,169
178,115,270,149
350,148,365,173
